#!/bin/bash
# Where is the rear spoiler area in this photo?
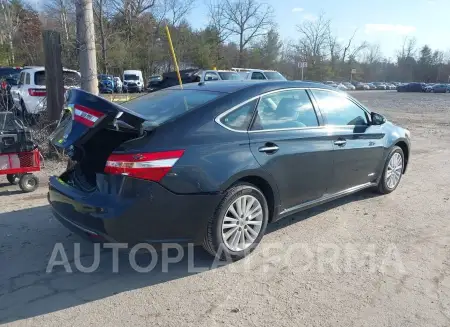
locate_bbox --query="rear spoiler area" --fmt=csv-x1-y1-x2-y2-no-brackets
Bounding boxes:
50,88,147,150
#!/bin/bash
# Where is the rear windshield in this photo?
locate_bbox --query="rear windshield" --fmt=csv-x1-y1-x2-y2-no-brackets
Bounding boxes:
0,68,22,79
124,74,139,80
122,89,222,126
35,71,80,86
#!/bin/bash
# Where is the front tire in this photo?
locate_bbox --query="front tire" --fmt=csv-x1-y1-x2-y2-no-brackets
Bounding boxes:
376,146,404,194
19,174,39,193
203,183,269,261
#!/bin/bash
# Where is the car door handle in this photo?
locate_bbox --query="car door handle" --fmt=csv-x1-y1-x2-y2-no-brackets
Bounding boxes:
334,139,347,146
258,143,279,154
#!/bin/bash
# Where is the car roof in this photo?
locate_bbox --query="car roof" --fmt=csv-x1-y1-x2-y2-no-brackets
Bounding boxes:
20,66,79,73
166,80,337,94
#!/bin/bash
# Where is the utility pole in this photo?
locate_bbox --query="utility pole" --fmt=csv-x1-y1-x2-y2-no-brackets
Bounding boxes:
75,0,98,94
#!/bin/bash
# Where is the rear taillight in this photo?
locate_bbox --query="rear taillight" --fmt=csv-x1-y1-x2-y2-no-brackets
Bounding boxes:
28,89,46,97
104,150,185,182
1,81,7,89
73,104,105,127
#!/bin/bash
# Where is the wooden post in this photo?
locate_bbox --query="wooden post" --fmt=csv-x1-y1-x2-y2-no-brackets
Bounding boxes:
42,30,64,122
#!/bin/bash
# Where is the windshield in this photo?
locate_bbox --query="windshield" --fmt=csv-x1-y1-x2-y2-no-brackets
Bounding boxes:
264,72,286,80
99,74,113,80
122,89,222,127
35,71,80,86
218,72,241,80
124,74,139,80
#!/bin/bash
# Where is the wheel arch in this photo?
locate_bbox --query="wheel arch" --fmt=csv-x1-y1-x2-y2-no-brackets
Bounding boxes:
222,171,280,223
394,140,409,173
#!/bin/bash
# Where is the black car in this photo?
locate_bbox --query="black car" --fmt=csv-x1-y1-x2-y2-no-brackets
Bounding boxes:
48,81,411,260
0,67,22,110
397,82,426,92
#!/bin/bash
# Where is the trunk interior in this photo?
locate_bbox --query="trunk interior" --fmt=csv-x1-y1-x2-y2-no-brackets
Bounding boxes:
63,128,140,192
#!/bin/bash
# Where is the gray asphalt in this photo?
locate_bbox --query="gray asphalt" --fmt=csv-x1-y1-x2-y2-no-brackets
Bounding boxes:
1,91,450,326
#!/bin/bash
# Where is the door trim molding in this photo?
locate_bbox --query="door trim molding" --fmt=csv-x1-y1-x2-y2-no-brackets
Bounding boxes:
278,182,377,218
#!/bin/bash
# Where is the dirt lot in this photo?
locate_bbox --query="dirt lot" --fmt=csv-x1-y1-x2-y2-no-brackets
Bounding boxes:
1,91,450,326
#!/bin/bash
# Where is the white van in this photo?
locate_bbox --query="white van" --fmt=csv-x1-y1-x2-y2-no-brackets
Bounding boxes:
123,70,144,93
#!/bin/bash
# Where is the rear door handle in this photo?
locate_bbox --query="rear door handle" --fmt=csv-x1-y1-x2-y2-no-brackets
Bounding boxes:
334,139,347,146
258,143,279,154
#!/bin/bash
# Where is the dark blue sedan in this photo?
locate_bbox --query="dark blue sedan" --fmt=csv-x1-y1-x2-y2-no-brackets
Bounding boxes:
48,81,411,260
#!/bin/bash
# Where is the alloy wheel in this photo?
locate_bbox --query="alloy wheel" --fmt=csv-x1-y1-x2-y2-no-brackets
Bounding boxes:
385,152,403,189
221,195,263,252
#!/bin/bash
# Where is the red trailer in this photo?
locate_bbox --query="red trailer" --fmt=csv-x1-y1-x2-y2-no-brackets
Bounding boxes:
0,148,40,192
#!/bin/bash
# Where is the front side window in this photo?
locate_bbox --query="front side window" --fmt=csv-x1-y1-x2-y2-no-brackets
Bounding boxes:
252,89,318,130
251,72,266,80
204,72,219,81
311,90,368,126
220,99,257,131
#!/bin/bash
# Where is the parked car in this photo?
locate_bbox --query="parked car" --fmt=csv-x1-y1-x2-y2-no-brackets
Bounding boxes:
98,74,115,94
343,82,356,90
323,81,338,88
232,68,287,81
336,83,348,90
397,82,426,92
113,77,123,93
0,67,22,110
366,83,377,90
147,69,199,92
194,70,242,82
373,82,387,90
123,70,144,93
10,67,80,120
355,82,370,90
431,84,450,93
386,84,397,90
48,81,411,261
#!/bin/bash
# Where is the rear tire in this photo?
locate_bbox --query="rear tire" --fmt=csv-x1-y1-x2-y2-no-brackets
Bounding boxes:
203,183,269,261
376,146,404,194
19,174,39,193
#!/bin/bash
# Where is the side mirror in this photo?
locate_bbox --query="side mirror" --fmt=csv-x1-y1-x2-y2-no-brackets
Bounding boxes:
194,75,201,82
371,112,386,125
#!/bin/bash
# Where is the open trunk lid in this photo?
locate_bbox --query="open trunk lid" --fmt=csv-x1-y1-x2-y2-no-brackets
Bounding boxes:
50,88,147,151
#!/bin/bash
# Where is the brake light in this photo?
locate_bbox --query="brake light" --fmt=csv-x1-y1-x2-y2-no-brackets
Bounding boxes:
1,81,6,89
104,150,185,182
73,104,105,127
28,89,46,96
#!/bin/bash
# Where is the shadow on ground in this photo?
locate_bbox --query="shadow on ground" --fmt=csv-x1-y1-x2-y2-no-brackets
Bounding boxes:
0,190,379,323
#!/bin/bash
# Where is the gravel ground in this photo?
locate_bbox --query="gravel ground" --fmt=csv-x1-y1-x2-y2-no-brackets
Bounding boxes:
1,91,450,326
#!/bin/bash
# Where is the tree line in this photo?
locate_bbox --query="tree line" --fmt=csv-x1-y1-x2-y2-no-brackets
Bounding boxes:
1,0,450,83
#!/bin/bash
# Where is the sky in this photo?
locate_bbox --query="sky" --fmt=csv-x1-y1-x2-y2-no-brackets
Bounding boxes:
188,0,450,60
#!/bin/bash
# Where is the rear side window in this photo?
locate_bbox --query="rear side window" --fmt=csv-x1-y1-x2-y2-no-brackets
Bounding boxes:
220,99,257,131
35,71,81,86
252,89,318,130
25,73,30,84
122,89,222,126
311,90,368,126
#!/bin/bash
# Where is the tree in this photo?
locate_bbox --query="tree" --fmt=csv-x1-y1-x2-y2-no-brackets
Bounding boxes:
222,0,274,66
0,0,24,64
